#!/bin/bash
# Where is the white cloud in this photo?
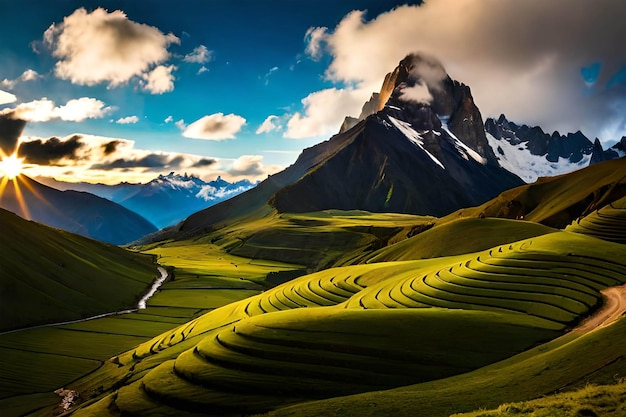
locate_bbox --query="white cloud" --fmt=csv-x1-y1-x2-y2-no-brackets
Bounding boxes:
164,115,174,123
55,97,114,122
304,26,329,61
0,90,17,105
263,66,279,85
1,98,56,122
0,97,113,122
175,119,186,130
183,113,247,140
399,81,432,104
308,0,626,142
256,115,280,134
141,64,176,94
184,45,212,64
43,7,179,91
116,115,139,124
197,66,209,75
1,69,41,89
20,69,40,82
284,88,370,139
229,154,264,176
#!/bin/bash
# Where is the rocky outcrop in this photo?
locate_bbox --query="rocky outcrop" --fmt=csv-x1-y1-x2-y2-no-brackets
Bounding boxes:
590,137,625,165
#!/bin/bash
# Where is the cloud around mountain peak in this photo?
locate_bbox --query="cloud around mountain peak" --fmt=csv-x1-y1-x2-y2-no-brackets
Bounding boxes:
304,0,626,143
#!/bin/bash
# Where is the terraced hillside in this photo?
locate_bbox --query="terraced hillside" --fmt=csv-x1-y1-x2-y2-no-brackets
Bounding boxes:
440,156,626,228
566,194,626,243
6,159,626,417
0,208,158,332
65,223,626,416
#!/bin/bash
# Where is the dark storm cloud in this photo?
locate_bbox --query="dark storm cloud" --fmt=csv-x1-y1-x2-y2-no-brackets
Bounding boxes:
192,158,217,167
169,155,185,167
102,140,122,155
18,135,84,165
92,153,185,170
0,115,26,155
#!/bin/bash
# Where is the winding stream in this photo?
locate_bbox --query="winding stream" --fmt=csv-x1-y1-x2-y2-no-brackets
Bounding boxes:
0,266,169,336
138,266,168,309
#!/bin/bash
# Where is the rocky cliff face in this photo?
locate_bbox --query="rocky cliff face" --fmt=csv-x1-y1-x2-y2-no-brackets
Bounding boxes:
344,53,498,165
590,137,626,165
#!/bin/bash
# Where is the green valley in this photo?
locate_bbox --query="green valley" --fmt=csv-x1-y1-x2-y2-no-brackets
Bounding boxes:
1,159,624,416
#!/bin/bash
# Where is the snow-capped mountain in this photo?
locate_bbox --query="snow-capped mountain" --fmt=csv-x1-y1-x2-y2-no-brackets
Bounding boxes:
166,54,524,240
483,114,624,183
40,173,257,229
0,175,156,245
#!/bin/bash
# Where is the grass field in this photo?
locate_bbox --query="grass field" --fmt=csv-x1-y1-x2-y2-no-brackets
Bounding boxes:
357,217,557,263
5,162,626,417
61,221,626,417
0,240,294,416
453,380,626,417
184,210,430,270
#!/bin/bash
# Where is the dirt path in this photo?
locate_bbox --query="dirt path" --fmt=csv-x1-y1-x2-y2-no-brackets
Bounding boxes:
573,282,626,333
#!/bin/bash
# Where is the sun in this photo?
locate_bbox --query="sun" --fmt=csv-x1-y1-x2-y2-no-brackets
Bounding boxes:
0,153,25,179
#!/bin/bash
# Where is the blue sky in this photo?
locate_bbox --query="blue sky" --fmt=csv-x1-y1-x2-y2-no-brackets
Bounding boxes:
0,0,624,184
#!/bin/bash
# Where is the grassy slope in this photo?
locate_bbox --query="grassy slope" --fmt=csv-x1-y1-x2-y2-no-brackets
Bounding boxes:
0,242,289,417
267,317,626,417
185,210,430,270
453,381,626,417
264,199,626,417
438,157,626,228
357,217,556,263
65,230,626,417
0,208,157,332
9,160,626,416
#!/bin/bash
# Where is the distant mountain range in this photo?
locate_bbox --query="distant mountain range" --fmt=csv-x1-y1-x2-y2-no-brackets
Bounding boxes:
0,175,156,245
485,114,625,182
39,173,257,229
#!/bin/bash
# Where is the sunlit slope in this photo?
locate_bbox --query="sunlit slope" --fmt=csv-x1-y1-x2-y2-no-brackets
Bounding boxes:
267,307,626,417
454,380,626,417
0,208,157,332
183,210,429,270
440,157,626,228
347,232,625,326
72,230,626,416
566,194,626,244
356,217,556,263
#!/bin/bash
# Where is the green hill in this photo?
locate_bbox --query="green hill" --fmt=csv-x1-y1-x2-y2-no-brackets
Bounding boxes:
3,159,626,417
62,227,626,417
0,208,158,332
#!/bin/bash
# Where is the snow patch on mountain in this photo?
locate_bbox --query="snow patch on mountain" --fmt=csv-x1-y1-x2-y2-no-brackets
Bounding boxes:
441,121,487,165
388,115,445,169
196,184,252,201
486,132,591,183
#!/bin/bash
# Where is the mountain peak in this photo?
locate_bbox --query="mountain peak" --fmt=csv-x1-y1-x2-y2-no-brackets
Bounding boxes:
346,53,499,165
